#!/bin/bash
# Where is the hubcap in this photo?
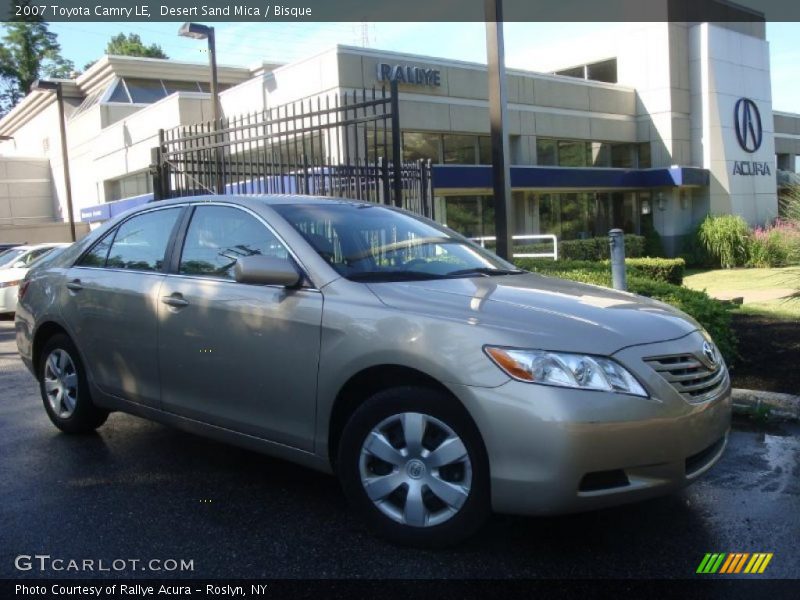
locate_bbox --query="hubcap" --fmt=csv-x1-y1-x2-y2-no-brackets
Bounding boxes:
358,412,472,528
43,349,78,419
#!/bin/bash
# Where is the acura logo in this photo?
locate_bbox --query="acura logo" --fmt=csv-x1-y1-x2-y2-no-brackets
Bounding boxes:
702,341,718,367
734,98,762,153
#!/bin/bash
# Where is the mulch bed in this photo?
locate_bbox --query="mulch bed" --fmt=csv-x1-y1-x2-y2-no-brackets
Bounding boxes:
730,313,800,394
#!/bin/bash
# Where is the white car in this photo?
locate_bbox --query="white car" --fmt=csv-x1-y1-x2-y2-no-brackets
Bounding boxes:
0,244,69,314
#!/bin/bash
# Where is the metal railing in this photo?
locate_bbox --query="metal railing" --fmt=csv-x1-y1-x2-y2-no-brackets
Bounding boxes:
470,234,558,260
150,80,432,217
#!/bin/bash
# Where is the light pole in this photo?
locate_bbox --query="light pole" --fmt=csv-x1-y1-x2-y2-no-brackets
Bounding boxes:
484,0,513,261
179,22,223,194
30,80,76,242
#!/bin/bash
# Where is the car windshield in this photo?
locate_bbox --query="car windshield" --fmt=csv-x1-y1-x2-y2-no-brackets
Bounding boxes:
0,248,27,269
272,202,523,282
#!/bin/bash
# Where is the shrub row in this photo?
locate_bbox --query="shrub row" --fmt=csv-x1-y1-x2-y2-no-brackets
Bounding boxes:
513,259,736,365
515,257,685,285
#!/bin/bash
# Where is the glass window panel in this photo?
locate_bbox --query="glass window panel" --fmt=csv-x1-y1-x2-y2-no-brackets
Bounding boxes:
478,136,492,165
402,132,441,163
365,128,392,163
638,142,652,168
536,138,557,166
611,143,634,168
559,193,590,240
443,196,482,238
78,233,115,268
538,194,561,238
558,141,589,167
588,193,610,237
106,208,181,272
163,80,202,94
586,59,617,83
591,142,611,167
124,78,167,104
442,134,477,164
179,206,289,280
107,79,130,103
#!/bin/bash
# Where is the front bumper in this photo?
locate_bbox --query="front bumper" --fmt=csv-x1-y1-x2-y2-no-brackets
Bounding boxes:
450,331,732,516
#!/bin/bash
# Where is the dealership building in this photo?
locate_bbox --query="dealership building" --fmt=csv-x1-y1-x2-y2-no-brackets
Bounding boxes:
1,18,799,253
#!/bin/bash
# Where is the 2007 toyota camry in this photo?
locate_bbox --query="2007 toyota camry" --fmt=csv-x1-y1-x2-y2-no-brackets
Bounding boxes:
16,195,730,546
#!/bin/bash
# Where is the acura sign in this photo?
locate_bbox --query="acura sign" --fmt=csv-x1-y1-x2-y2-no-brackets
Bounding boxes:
734,98,762,152
732,97,770,176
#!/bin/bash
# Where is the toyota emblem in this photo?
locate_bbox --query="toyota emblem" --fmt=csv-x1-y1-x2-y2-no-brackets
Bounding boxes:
702,341,718,367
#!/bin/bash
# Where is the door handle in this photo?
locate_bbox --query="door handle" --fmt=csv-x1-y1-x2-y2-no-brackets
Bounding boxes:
66,279,83,292
161,294,189,308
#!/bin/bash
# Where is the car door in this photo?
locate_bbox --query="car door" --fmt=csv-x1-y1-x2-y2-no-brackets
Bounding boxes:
61,206,185,408
157,204,323,451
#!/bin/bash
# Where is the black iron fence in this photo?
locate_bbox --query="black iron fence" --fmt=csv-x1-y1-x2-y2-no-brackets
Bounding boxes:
150,83,433,217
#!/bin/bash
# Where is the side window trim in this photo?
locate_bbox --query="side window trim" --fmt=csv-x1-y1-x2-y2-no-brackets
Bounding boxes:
164,205,193,274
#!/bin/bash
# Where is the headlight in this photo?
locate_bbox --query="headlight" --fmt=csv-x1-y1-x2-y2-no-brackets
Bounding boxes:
484,346,648,397
0,280,22,289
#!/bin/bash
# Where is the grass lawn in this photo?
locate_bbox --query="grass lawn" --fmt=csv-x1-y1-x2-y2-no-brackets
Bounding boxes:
684,267,800,319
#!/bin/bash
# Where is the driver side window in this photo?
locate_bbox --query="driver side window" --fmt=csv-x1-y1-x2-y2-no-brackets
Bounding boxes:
179,206,289,280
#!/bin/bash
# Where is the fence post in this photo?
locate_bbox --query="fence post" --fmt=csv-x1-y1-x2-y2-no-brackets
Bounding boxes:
389,79,402,208
609,228,627,291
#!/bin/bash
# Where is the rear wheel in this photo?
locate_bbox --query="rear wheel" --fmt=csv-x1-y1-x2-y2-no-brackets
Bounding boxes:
39,334,108,434
338,386,490,547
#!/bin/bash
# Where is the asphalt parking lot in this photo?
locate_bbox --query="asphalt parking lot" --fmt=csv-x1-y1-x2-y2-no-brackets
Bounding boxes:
1,317,798,580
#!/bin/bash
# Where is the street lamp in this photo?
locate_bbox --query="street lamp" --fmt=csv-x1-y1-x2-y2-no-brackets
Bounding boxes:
29,79,76,242
178,22,222,194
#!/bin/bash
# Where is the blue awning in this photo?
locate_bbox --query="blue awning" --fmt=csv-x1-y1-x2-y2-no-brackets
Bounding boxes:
431,165,710,190
79,193,153,223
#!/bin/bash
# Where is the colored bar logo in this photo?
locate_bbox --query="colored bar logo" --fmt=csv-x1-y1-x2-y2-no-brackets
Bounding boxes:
697,553,773,574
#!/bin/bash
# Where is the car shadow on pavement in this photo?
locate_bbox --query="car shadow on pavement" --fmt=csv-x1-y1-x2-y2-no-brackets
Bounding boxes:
3,409,722,579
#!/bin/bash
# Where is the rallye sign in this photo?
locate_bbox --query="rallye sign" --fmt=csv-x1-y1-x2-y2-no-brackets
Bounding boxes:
377,63,441,87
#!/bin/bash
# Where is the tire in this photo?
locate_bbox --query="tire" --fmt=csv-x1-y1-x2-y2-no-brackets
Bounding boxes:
338,386,490,547
39,333,108,434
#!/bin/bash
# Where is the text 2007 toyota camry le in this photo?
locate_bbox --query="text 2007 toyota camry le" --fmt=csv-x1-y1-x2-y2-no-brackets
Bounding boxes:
16,195,730,546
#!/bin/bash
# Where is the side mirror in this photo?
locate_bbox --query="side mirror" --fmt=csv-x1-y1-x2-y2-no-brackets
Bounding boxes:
234,255,302,288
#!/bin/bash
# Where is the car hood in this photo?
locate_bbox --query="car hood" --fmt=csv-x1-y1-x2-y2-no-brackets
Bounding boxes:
366,272,700,355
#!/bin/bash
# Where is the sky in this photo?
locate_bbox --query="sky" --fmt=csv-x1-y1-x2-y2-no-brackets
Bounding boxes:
37,21,800,113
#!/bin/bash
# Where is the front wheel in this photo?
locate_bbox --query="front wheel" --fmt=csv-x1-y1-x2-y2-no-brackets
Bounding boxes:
337,386,490,547
39,334,108,434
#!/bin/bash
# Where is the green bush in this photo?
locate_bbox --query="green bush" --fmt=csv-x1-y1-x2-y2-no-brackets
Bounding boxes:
698,214,751,268
515,234,645,261
640,218,665,257
515,257,685,285
626,257,685,285
514,260,736,365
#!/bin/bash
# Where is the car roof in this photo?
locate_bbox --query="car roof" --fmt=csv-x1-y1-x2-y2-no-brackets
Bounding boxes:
147,194,377,209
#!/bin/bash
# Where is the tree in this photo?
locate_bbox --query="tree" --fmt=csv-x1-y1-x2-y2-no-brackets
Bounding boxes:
0,8,74,116
83,33,169,71
106,33,168,60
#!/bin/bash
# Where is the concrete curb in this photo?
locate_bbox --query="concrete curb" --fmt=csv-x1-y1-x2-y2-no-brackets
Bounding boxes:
731,388,800,421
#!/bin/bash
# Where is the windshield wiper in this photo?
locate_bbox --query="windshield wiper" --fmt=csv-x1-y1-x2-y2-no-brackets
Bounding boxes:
347,270,445,282
444,267,526,278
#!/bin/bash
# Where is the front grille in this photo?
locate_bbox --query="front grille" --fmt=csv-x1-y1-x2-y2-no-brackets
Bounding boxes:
644,354,727,403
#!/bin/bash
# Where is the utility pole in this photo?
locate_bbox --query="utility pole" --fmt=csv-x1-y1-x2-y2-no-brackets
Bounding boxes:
484,0,513,260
